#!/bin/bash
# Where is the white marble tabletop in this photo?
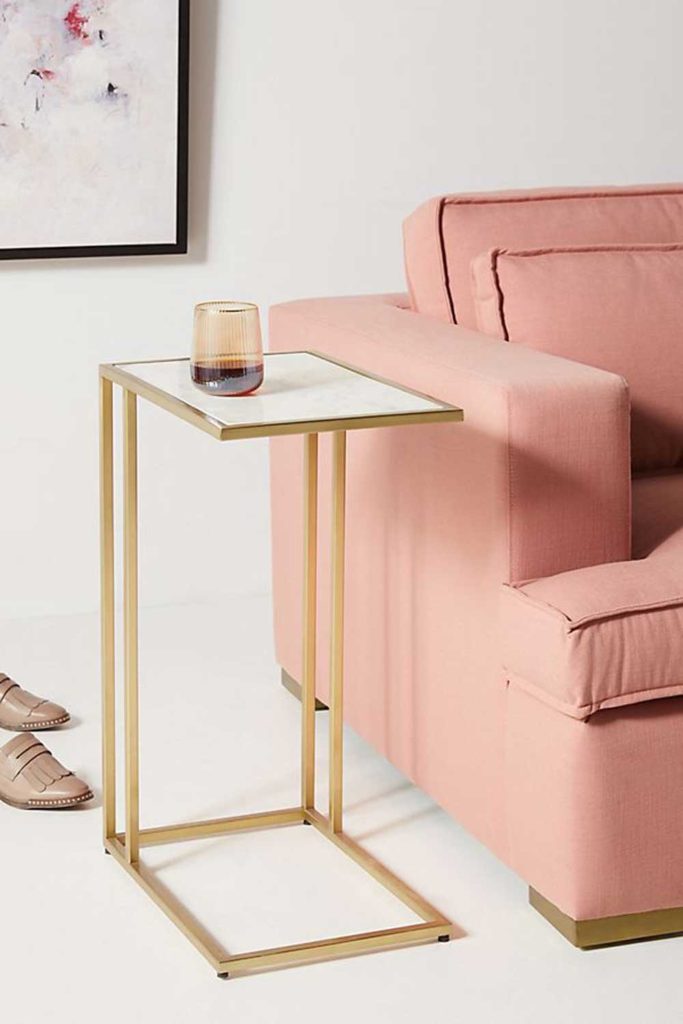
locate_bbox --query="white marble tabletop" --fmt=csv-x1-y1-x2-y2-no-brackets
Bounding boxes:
103,351,463,440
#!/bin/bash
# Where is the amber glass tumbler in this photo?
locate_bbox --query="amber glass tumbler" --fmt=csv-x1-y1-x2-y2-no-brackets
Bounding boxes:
191,301,264,396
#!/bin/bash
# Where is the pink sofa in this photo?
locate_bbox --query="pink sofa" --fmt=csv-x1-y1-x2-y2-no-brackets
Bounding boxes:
269,184,683,946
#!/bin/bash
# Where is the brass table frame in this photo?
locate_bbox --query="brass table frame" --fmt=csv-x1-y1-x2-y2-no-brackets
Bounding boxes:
99,354,462,978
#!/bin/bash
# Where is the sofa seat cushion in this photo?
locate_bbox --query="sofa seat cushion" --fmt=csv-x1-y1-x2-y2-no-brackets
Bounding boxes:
501,556,683,720
471,243,683,472
633,471,683,560
403,183,683,326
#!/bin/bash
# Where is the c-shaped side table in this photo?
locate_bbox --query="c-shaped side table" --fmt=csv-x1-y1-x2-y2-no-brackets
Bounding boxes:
99,351,463,978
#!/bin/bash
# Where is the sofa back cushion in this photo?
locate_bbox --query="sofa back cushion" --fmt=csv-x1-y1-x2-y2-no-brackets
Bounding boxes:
471,243,683,472
403,185,683,327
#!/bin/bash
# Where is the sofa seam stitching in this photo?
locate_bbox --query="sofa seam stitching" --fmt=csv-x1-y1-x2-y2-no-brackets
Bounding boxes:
437,196,457,324
507,671,683,718
442,187,683,207
567,596,683,630
489,249,511,341
486,242,683,259
507,583,683,631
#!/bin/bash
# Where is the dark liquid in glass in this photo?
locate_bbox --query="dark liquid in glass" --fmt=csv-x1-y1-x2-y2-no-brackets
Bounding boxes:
191,358,264,396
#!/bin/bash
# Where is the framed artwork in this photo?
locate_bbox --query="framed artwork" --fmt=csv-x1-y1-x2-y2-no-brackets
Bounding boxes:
0,0,189,260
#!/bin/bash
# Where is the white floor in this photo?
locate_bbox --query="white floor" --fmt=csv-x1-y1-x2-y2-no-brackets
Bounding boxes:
2,596,683,1024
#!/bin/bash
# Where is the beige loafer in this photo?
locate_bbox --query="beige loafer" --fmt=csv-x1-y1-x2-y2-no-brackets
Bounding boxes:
0,673,70,731
0,734,92,810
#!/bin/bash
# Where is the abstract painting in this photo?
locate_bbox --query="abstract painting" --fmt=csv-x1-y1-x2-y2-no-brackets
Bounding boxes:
0,0,189,259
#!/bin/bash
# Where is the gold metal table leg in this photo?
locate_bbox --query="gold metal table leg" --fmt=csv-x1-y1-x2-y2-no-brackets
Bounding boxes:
123,389,140,865
329,430,346,833
100,375,116,844
301,432,318,810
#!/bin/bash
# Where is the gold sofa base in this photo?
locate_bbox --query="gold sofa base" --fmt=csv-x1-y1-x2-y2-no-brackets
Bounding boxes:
530,888,683,948
281,668,328,711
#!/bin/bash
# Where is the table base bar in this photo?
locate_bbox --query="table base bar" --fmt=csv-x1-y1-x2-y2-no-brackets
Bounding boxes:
105,806,452,978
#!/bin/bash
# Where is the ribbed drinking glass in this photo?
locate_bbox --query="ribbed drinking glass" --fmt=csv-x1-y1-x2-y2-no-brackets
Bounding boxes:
190,301,264,396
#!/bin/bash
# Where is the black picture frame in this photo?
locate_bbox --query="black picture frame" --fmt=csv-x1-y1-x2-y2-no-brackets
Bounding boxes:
0,0,190,262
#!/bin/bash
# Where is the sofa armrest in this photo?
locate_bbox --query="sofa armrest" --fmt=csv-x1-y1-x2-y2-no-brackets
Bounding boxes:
269,293,631,581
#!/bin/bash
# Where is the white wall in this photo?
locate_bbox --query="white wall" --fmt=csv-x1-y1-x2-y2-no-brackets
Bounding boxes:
1,0,681,619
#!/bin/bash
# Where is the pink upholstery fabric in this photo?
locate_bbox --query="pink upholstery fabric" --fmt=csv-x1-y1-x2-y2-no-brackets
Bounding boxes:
269,294,630,857
502,559,683,719
632,471,683,560
506,686,683,920
403,184,683,326
472,244,683,471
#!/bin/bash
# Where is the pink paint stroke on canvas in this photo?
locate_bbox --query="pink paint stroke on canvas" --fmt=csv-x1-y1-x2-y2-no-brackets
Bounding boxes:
64,3,90,40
